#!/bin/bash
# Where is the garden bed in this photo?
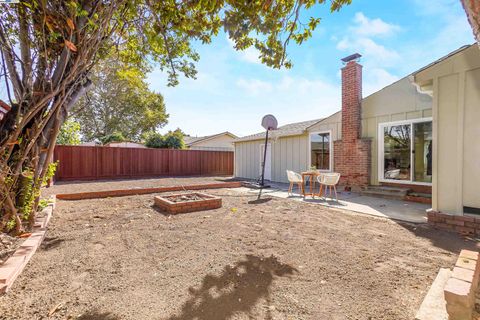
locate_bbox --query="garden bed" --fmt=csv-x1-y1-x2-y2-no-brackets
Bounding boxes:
0,185,476,319
154,192,222,214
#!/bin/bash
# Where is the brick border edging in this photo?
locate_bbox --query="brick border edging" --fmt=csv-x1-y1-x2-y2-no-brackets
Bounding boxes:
0,196,56,294
427,210,480,236
55,181,242,200
154,192,222,214
444,250,480,319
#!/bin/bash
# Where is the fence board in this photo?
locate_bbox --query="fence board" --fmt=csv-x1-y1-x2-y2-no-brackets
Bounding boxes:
53,146,234,181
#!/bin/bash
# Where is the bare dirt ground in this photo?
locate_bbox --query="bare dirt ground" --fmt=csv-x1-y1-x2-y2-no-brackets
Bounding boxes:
41,176,229,198
2,181,478,319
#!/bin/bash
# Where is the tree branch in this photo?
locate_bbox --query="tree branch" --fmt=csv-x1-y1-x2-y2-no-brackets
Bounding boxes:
0,23,24,101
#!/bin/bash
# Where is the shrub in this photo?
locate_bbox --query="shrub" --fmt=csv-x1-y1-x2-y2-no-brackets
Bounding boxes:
100,132,126,145
144,132,164,148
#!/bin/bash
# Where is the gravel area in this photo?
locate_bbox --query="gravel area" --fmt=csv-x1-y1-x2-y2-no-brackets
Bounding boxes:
1,185,478,320
42,176,232,198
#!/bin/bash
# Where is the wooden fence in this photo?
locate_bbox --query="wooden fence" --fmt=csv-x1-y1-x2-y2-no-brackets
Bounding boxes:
53,145,234,181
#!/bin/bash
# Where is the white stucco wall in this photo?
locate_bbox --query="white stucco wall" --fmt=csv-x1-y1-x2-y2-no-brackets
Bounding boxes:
361,77,433,185
415,44,480,215
234,134,309,183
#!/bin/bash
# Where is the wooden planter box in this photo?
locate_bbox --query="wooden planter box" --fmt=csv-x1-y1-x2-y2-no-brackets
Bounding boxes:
154,192,222,214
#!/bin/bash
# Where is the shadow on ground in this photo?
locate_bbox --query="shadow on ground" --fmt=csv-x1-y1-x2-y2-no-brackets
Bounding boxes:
398,222,480,253
247,198,273,205
165,254,297,320
77,311,119,320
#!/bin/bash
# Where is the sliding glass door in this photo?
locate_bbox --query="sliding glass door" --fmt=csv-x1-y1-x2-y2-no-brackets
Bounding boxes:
379,118,432,185
413,122,433,183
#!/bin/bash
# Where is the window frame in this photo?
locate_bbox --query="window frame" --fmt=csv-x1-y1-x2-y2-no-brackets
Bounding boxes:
308,130,333,172
378,117,433,186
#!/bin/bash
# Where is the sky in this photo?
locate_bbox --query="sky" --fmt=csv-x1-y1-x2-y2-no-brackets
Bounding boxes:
147,0,475,138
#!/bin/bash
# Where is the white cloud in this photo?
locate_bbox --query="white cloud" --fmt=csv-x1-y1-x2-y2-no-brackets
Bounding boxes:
236,78,273,95
336,12,401,66
336,38,350,51
353,12,401,37
154,74,342,137
236,76,339,99
336,37,400,64
235,75,341,122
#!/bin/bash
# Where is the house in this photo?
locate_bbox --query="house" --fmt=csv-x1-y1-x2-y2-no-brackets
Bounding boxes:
79,141,98,147
0,99,11,121
184,132,237,151
105,141,147,148
413,44,480,216
234,44,480,216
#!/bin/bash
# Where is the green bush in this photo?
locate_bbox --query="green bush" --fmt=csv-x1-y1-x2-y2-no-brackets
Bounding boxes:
143,129,185,149
100,132,126,145
144,132,164,148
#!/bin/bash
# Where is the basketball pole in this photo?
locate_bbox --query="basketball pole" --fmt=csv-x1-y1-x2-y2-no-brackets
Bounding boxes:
260,128,269,187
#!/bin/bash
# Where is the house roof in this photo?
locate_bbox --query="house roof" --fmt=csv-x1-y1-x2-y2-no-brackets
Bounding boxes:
185,131,237,146
105,141,144,146
412,44,474,76
236,44,475,144
235,119,323,142
0,99,11,112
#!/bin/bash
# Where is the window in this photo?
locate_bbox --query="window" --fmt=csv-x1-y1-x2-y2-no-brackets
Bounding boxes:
310,132,331,171
383,124,411,181
379,119,432,185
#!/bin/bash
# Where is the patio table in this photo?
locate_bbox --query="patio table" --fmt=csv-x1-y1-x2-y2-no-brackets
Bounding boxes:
301,171,322,197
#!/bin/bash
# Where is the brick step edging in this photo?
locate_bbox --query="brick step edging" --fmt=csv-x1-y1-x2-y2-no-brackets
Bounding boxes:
55,181,243,200
427,210,480,236
0,196,56,294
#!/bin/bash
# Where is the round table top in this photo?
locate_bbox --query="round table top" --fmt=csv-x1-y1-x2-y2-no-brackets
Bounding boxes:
301,171,321,175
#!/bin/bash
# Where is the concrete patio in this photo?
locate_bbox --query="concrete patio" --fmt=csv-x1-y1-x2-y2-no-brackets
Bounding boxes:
235,181,429,224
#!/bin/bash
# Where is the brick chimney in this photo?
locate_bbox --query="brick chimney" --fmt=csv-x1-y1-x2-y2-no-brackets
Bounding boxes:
333,53,371,189
341,54,362,142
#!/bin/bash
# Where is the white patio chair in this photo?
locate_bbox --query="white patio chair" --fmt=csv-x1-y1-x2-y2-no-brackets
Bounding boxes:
286,170,303,195
316,172,341,202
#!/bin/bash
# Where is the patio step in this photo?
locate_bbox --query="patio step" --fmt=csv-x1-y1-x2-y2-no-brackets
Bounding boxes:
360,185,410,200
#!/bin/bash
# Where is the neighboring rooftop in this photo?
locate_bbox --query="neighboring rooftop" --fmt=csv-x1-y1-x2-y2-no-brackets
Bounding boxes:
235,119,323,142
184,131,237,146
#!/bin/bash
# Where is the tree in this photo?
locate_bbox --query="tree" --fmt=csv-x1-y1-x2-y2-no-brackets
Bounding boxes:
72,57,168,142
100,132,126,145
144,132,164,148
162,129,185,149
461,0,480,44
0,0,351,233
56,120,81,145
144,129,185,149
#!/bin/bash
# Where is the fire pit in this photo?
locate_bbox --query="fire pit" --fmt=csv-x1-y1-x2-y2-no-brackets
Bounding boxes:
154,192,222,214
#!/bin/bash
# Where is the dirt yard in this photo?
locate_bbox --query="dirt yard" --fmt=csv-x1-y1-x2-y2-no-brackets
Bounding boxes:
41,176,228,197
1,182,478,319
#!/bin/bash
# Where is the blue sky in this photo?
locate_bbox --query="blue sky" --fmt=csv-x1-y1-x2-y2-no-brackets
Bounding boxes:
147,0,475,138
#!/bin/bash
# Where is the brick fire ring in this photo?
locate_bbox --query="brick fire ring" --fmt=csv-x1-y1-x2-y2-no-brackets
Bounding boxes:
154,192,222,214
